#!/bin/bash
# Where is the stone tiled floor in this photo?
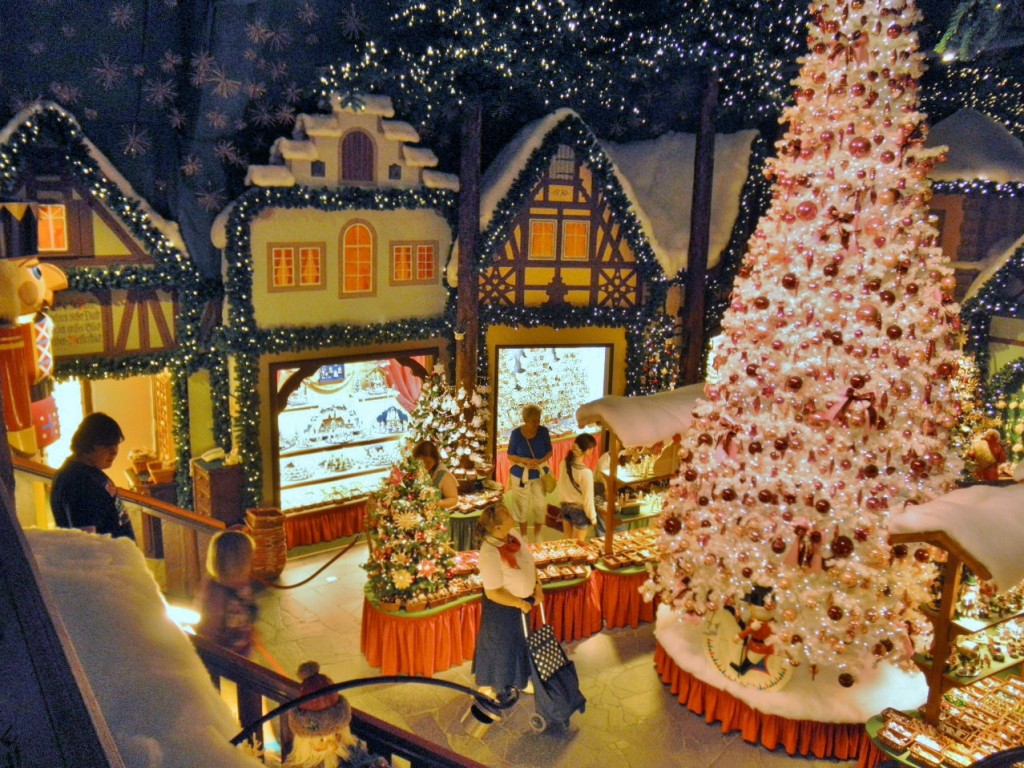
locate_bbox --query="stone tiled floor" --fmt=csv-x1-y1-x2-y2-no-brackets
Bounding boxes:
254,536,856,768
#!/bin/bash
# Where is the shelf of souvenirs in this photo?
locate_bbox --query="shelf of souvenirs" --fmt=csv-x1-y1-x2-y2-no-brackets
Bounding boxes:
280,472,387,513
280,432,403,461
912,615,1024,688
588,527,659,570
450,487,504,516
925,580,1024,638
873,676,1024,768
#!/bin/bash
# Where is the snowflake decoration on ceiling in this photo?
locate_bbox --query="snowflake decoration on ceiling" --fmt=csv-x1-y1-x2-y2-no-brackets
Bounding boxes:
206,109,230,130
273,104,296,127
121,125,152,157
209,67,242,98
266,26,293,52
180,154,203,177
304,33,320,46
90,54,126,90
245,80,267,99
48,82,82,105
190,51,216,86
142,78,177,107
251,102,275,128
159,51,183,73
132,63,147,77
269,61,289,82
60,24,76,39
246,18,272,45
244,49,259,62
168,108,186,130
109,2,135,29
298,1,319,27
283,82,303,103
214,140,243,166
339,3,367,40
196,186,227,213
28,41,47,56
84,108,99,120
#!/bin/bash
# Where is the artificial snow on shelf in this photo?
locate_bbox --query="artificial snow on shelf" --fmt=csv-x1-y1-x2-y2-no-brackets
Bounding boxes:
889,482,1024,592
655,606,927,724
576,382,705,448
27,528,262,768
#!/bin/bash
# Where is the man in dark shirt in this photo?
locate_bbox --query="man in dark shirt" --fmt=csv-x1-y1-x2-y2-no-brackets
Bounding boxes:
51,412,134,540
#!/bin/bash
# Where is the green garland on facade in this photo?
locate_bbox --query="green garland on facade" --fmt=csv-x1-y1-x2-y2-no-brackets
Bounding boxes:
220,183,458,507
0,102,208,505
474,112,663,284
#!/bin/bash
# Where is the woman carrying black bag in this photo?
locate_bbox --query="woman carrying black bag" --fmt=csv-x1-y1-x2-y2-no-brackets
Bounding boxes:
473,504,544,698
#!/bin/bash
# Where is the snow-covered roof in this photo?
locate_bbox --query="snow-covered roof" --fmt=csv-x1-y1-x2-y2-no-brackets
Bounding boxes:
963,231,1024,301
294,112,342,137
381,120,421,143
244,165,296,187
210,202,234,249
271,137,318,162
889,482,1024,591
0,101,188,255
927,109,1024,183
330,92,395,117
603,130,758,277
422,170,460,191
402,146,439,168
28,529,261,767
576,382,706,448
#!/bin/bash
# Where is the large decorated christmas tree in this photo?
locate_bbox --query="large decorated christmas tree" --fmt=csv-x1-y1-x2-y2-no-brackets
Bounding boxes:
364,453,454,605
649,0,963,687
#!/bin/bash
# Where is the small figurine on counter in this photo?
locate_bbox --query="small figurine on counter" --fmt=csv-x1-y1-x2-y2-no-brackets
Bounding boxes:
967,428,1007,482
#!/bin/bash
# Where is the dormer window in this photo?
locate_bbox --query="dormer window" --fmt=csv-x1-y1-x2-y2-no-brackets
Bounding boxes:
341,130,375,183
388,164,402,180
311,160,326,178
549,144,575,180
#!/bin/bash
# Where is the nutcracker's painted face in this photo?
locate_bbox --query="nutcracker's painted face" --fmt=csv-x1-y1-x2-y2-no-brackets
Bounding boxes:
8,257,68,316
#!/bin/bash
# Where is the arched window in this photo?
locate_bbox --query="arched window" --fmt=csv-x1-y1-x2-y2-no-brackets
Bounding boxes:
341,131,374,183
341,222,374,295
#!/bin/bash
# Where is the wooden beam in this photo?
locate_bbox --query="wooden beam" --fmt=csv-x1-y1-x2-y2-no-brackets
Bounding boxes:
455,97,482,396
681,74,719,385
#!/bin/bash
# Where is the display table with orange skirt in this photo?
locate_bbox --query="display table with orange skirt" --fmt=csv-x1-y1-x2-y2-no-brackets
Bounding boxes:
654,642,879,763
361,573,603,676
592,562,657,630
284,499,367,548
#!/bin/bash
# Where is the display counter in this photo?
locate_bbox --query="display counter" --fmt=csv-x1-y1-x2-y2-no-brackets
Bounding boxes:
592,561,657,630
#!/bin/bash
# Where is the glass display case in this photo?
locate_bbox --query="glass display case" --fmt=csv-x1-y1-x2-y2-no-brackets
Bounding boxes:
274,355,429,512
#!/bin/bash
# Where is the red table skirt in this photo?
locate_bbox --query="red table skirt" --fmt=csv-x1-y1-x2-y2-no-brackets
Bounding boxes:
362,576,603,676
284,501,366,548
654,642,878,763
592,568,656,630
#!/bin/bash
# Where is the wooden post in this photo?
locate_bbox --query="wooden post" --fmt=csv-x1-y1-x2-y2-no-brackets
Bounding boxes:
603,432,620,558
455,97,482,396
681,74,719,385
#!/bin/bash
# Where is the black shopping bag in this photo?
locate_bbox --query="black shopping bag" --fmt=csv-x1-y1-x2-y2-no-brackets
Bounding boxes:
527,622,570,682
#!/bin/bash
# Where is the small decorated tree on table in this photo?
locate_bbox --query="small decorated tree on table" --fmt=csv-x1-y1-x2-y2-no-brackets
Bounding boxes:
408,364,492,477
407,364,450,452
363,452,454,609
648,0,963,689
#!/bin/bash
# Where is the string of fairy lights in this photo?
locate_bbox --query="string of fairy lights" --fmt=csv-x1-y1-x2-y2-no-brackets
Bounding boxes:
0,103,209,507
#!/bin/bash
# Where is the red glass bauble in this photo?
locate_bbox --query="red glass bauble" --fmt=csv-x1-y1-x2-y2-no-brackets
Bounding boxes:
663,516,682,535
782,273,798,290
832,536,854,558
936,362,954,378
722,487,737,501
838,673,855,688
849,374,866,389
771,537,786,554
879,290,895,305
774,438,789,451
796,201,818,221
886,325,902,339
887,23,902,38
753,296,770,309
742,567,753,578
849,136,871,158
914,548,930,563
749,441,763,454
815,499,831,514
880,149,896,164
892,544,908,559
856,303,880,325
684,468,698,482
828,605,844,620
787,376,803,391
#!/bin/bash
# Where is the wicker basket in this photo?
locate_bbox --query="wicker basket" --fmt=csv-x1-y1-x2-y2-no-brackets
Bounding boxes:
245,507,287,581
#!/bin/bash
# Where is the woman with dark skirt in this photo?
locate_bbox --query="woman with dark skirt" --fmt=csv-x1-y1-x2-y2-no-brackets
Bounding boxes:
473,504,544,698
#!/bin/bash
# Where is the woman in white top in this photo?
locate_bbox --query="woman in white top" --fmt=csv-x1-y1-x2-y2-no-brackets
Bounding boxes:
472,504,544,697
556,433,598,541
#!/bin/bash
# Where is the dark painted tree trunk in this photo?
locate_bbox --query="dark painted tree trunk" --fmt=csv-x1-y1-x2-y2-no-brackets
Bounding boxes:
681,75,719,385
455,97,482,397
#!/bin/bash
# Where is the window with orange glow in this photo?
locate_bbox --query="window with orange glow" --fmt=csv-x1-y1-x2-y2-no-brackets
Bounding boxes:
393,245,413,281
298,246,323,286
529,220,556,260
38,204,68,252
416,244,435,280
562,220,589,261
342,223,373,293
272,246,295,287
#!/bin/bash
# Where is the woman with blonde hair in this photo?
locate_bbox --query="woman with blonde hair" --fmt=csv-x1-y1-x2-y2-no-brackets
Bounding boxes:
505,403,552,541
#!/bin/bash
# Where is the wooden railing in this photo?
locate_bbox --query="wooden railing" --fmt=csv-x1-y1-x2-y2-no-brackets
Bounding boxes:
190,635,487,768
14,455,224,598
